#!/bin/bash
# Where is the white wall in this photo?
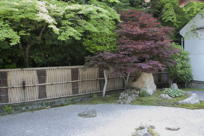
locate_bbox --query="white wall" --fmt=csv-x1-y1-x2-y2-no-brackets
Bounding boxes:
185,38,204,81
180,11,204,82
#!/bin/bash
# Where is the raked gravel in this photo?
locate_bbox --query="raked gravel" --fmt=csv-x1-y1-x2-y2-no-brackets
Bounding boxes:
0,104,204,136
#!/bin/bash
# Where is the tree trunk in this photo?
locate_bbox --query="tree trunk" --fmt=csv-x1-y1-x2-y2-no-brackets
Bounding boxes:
124,72,130,89
25,44,32,67
102,70,108,97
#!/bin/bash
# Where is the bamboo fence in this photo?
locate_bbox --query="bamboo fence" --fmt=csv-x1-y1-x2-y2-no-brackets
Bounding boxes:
0,66,170,104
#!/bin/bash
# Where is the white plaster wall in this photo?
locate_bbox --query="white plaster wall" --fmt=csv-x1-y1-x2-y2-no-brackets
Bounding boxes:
185,38,204,81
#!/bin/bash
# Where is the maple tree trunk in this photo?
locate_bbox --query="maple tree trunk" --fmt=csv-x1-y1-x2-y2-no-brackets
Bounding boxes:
124,72,130,89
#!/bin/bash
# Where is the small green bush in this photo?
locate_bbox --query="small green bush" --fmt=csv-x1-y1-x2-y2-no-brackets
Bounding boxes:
92,94,98,98
2,105,13,114
163,88,185,98
168,43,192,84
139,89,150,97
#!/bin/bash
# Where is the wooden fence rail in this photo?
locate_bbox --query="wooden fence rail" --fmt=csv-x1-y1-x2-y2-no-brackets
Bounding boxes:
0,66,170,104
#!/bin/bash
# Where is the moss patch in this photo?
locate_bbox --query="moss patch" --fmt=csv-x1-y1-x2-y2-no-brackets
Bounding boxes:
75,91,204,109
131,91,204,109
183,88,204,91
131,91,187,107
76,93,119,104
147,127,159,136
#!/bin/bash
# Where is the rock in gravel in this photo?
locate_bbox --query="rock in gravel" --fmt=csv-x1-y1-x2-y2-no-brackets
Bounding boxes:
165,127,180,131
178,93,200,104
118,90,139,104
78,110,97,118
160,94,172,100
135,128,152,136
133,125,159,136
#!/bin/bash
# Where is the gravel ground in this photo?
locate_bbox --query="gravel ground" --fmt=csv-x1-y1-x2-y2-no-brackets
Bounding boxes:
0,104,204,136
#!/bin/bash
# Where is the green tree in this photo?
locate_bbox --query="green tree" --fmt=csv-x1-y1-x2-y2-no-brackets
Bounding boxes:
151,0,204,29
0,0,59,67
0,0,119,67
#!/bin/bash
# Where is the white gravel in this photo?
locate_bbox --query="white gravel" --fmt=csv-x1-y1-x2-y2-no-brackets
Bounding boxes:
0,104,204,136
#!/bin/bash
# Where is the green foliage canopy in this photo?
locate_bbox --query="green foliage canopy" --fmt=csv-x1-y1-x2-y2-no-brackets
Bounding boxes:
82,1,119,52
0,0,119,67
0,0,119,44
151,0,204,29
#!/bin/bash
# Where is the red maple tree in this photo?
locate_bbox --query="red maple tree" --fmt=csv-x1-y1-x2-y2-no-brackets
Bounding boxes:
117,10,178,73
86,10,178,96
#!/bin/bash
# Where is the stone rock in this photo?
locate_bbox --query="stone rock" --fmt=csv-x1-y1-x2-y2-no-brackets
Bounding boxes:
118,90,139,104
131,72,156,95
133,125,159,136
171,83,179,90
78,110,97,118
165,127,180,131
160,94,172,100
178,93,200,104
136,128,152,136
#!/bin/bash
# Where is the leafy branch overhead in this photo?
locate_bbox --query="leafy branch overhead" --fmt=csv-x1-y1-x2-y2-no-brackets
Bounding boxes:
0,0,119,67
151,0,204,29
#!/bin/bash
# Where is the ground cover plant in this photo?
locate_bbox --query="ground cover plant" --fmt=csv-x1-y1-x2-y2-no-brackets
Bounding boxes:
163,88,185,97
77,90,204,109
183,88,204,91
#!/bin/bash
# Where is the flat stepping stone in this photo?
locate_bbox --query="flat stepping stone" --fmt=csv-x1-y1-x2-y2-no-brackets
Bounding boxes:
165,127,180,131
78,110,97,118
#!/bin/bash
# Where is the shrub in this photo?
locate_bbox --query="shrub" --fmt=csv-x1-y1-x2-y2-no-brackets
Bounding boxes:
163,88,185,98
139,89,150,97
168,43,193,84
2,105,13,114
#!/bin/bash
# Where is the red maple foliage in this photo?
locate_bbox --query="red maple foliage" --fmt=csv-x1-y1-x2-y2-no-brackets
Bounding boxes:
86,10,178,74
116,10,178,73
